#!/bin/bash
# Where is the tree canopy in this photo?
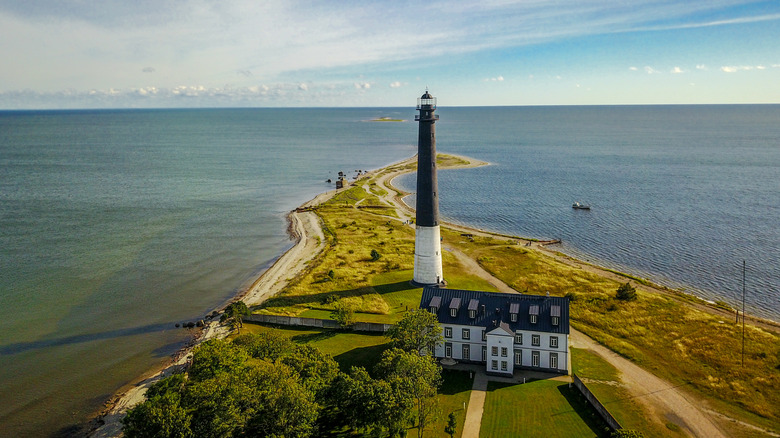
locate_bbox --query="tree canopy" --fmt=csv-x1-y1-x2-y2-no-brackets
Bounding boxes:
386,308,443,355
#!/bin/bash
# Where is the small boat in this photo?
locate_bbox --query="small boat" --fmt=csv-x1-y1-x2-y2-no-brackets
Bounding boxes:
572,202,590,210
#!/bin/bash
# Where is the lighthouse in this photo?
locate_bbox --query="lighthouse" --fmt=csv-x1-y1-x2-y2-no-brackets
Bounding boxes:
413,91,444,286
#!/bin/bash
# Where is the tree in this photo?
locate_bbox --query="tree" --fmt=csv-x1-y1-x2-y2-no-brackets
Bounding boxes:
220,301,250,331
375,348,442,438
386,309,443,355
331,299,356,328
444,412,456,438
122,376,192,438
279,344,340,398
332,366,413,437
188,339,250,381
616,282,638,301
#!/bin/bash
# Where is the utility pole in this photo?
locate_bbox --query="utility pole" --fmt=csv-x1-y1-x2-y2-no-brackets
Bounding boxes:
742,260,746,367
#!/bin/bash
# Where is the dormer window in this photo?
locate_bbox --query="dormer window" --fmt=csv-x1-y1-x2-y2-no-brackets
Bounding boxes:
429,296,441,314
551,305,561,326
529,305,539,324
509,302,519,322
449,297,461,318
468,299,479,319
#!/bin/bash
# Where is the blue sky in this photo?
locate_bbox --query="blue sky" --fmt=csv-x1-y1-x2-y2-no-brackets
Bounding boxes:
1,0,778,108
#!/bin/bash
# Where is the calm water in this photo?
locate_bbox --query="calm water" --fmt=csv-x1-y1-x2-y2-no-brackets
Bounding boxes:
0,105,778,436
0,108,415,437
398,105,780,319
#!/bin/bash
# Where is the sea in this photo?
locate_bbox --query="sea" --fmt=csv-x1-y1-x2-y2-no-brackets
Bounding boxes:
0,105,778,437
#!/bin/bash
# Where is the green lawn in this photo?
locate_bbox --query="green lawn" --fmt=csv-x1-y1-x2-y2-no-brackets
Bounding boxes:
238,324,391,372
480,379,609,438
427,369,473,438
571,348,683,437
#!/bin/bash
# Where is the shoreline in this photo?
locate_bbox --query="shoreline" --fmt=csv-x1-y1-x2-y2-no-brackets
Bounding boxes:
90,152,778,436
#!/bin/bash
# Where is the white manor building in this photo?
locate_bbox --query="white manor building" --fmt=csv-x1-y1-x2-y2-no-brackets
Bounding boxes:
420,287,570,376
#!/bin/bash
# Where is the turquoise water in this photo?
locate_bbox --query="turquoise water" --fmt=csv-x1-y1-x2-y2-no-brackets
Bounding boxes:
1,105,778,436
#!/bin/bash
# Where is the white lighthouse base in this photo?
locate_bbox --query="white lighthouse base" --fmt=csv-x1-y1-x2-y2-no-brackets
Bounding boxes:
413,225,444,286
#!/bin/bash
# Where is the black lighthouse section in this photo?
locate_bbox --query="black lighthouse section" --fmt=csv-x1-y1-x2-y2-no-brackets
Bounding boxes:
415,91,440,227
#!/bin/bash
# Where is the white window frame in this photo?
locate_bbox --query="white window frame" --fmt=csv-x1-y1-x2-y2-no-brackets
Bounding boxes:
462,328,470,340
514,333,523,344
510,312,517,322
532,334,540,346
530,314,538,324
552,316,560,326
444,327,452,338
501,361,508,371
550,352,558,369
445,343,452,358
450,308,457,317
550,336,558,348
491,346,498,356
482,331,486,341
462,344,470,360
469,309,476,319
514,350,522,366
532,351,540,367
482,346,487,362
501,347,507,357
491,360,498,370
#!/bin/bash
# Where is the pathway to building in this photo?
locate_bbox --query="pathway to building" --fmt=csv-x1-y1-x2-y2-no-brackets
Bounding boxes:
461,371,488,438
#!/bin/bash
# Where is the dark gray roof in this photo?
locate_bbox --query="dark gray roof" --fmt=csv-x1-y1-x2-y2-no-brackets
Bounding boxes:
509,302,520,314
468,299,480,311
429,296,441,308
529,305,539,315
449,297,461,309
551,305,561,317
420,287,570,334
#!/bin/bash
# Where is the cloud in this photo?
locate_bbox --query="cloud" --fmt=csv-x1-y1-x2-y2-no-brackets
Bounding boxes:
389,81,402,88
644,66,660,74
720,65,767,73
629,66,638,71
298,83,309,91
354,82,371,89
671,66,684,74
696,64,707,70
142,67,155,73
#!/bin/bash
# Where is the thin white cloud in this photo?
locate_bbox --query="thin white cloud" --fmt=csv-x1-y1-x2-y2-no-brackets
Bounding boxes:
720,65,767,73
389,81,402,88
298,83,309,91
671,66,685,74
354,82,371,89
696,64,707,70
644,66,660,74
628,66,638,71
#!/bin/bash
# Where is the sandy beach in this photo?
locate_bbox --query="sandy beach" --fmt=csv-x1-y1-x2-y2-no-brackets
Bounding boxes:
89,153,778,437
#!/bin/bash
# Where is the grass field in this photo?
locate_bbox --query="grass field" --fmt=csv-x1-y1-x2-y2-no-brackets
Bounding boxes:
480,379,609,438
571,348,682,437
448,232,780,433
